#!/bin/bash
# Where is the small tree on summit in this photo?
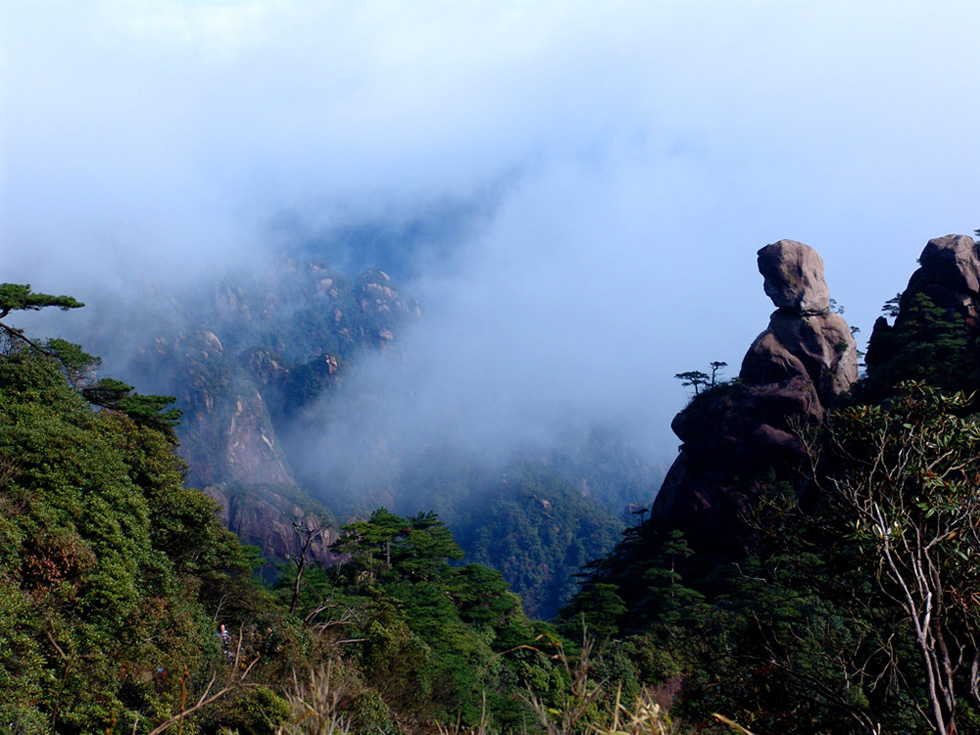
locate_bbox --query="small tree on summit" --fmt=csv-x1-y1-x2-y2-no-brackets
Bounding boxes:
673,370,710,396
709,360,728,387
675,362,728,396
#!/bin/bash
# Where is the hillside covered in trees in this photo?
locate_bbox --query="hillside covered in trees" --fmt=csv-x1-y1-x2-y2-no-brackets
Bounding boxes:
0,289,570,733
556,232,980,734
7,232,980,735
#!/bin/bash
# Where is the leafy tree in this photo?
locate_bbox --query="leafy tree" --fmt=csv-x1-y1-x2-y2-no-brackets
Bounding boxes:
0,284,84,354
0,283,83,319
800,383,980,735
558,583,627,640
303,508,559,729
882,292,903,319
708,360,728,387
332,507,410,578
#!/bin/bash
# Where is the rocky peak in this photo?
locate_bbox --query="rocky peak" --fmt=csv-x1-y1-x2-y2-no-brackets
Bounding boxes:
908,234,980,313
743,240,858,413
758,239,831,315
865,234,980,395
651,240,858,557
356,268,422,320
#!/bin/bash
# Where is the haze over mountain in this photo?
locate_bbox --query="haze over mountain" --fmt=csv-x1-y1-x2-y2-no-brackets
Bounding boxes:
4,1,980,499
8,3,980,730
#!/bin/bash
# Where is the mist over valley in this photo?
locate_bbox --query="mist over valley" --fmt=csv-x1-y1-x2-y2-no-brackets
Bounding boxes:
5,3,980,732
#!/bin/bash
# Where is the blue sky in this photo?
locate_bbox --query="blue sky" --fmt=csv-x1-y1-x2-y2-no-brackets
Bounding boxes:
3,0,980,465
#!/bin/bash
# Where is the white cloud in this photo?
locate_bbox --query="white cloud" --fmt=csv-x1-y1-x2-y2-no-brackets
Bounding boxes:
3,0,980,472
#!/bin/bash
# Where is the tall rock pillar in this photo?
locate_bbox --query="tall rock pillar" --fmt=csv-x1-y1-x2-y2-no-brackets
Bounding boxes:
649,240,858,556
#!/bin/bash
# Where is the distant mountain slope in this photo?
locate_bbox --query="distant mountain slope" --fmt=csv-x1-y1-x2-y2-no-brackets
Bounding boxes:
125,261,417,566
120,256,657,616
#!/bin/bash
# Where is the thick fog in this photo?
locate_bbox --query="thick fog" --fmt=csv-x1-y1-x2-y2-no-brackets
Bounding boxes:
4,1,980,481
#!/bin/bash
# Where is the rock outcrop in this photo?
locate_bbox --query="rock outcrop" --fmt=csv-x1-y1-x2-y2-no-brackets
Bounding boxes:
354,269,422,348
204,483,340,567
865,234,980,395
650,240,858,556
125,261,423,574
906,234,980,315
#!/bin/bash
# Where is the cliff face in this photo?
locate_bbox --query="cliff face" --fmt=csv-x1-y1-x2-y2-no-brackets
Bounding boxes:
136,261,418,566
650,240,858,556
149,329,295,488
204,483,340,565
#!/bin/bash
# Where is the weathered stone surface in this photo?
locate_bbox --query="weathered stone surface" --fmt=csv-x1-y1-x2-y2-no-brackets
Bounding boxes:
900,234,980,321
650,240,857,557
163,331,295,488
758,239,831,315
204,484,340,566
743,311,857,417
913,234,980,296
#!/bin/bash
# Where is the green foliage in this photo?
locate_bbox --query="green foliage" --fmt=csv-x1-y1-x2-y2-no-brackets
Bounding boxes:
0,288,624,735
0,283,84,316
275,508,563,732
673,370,710,396
557,382,980,734
558,584,627,640
0,345,286,734
805,383,980,733
82,377,183,431
44,338,101,384
865,291,980,396
115,392,183,429
674,362,728,398
200,686,291,734
454,466,623,619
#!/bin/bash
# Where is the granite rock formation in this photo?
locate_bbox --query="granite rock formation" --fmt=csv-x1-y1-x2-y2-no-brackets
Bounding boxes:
906,234,980,314
650,240,858,556
865,234,980,394
204,483,340,567
145,329,296,488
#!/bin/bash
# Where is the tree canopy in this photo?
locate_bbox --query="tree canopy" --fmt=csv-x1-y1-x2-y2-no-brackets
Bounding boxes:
0,283,84,318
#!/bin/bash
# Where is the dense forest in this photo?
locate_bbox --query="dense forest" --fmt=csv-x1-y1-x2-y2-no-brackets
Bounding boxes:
6,232,980,734
0,285,661,734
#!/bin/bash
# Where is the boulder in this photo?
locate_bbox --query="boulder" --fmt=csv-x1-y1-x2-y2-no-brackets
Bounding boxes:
757,240,831,315
911,234,980,297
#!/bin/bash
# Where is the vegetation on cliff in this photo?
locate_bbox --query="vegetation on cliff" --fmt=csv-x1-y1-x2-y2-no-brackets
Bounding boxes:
0,293,607,734
11,233,980,734
557,235,980,734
